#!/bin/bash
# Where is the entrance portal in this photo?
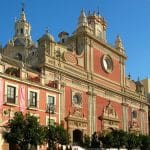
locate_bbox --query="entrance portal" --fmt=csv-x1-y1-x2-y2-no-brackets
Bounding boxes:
73,129,83,145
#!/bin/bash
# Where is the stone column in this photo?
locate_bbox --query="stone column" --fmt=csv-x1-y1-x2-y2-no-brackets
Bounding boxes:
87,91,92,136
139,109,145,134
122,99,129,132
87,86,97,136
120,57,126,87
92,93,97,132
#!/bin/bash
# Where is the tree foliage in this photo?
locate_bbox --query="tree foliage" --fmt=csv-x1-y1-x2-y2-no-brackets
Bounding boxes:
91,132,100,148
55,125,70,145
3,112,70,149
100,130,140,149
89,130,150,149
82,134,90,148
3,112,46,150
111,130,128,148
126,132,140,149
45,124,70,147
139,134,150,150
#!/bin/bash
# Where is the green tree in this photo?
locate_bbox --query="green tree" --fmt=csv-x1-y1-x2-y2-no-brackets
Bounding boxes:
97,130,150,149
45,124,70,149
139,134,150,150
3,112,46,150
82,134,90,148
126,132,140,150
100,132,114,148
100,130,128,149
55,125,70,145
91,132,100,148
111,130,128,148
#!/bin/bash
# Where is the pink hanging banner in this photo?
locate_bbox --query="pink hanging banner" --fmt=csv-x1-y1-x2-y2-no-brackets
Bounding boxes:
0,78,4,112
19,85,25,112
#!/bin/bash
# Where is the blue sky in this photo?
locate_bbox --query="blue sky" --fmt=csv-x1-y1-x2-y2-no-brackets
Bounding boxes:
0,0,150,80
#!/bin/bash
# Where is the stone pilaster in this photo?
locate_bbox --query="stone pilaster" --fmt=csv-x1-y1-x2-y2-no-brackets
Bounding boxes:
87,91,92,136
122,99,129,132
120,57,126,87
92,93,96,132
59,81,65,125
87,87,97,136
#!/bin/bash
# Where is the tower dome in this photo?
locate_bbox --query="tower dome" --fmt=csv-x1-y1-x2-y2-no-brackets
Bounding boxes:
38,28,54,42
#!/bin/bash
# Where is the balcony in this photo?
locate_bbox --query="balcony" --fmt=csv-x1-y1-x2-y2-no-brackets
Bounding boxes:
28,76,40,83
5,67,20,78
46,81,58,89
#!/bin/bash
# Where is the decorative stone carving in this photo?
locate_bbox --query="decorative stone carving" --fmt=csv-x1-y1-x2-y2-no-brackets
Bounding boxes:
129,121,140,134
99,102,120,131
65,107,87,130
63,51,77,65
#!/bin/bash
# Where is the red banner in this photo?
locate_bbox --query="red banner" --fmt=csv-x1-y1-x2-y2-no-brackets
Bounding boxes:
19,85,25,112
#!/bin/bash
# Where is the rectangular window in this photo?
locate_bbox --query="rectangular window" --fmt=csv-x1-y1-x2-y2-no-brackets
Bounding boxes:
7,85,16,104
29,91,37,107
46,96,55,113
132,110,137,119
47,96,55,106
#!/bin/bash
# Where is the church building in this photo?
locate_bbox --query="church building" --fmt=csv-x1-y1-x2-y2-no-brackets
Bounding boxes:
0,6,149,149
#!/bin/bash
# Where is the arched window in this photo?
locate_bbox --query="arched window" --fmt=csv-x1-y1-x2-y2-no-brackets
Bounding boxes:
132,110,137,119
21,28,24,34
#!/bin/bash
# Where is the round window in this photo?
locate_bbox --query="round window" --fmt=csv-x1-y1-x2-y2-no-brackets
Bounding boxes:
102,55,113,73
73,93,82,105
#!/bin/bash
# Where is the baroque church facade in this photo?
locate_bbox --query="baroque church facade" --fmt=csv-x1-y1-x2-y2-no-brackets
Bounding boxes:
0,6,149,149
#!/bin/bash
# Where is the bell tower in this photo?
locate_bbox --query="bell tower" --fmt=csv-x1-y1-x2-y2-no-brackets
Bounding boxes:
13,3,32,46
87,11,107,41
3,3,34,61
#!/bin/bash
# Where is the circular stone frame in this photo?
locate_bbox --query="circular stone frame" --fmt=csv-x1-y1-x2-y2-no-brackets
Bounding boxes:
101,55,113,73
72,93,82,106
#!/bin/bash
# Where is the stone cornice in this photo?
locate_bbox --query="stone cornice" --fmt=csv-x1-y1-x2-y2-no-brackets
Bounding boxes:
65,115,87,123
46,58,121,89
44,64,149,106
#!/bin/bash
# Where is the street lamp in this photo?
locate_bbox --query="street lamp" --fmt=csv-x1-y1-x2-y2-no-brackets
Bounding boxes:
47,103,55,150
